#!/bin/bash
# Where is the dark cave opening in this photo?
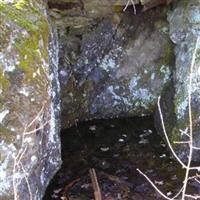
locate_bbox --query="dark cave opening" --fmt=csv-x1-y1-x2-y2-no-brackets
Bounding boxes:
43,116,185,200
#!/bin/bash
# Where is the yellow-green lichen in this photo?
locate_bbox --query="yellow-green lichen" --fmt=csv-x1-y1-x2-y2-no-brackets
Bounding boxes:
0,67,10,92
0,126,14,143
196,48,200,61
14,0,27,10
0,24,11,51
159,41,175,67
14,33,48,81
0,1,49,82
0,3,38,32
154,20,169,35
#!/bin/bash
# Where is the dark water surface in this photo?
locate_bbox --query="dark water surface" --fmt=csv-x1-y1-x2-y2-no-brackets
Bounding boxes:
44,116,190,200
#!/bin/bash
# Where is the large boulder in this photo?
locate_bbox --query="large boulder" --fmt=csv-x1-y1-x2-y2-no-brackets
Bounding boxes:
0,1,61,199
155,0,200,161
52,5,175,127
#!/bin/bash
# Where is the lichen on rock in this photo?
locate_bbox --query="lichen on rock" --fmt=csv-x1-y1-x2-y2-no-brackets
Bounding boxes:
154,0,200,162
0,0,61,199
52,5,175,127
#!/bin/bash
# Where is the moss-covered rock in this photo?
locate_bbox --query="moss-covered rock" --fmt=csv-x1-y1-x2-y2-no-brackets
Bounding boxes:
0,1,61,199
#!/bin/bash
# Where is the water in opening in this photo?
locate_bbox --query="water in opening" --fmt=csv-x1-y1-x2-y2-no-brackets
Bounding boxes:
43,116,198,200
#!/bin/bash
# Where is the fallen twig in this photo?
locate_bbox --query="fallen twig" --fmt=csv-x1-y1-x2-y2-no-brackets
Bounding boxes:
62,177,81,200
89,168,102,200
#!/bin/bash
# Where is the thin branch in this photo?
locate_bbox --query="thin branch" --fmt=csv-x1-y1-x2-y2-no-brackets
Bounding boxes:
24,119,50,135
137,168,182,200
184,194,200,199
26,103,46,129
157,96,187,169
192,146,200,150
188,166,200,170
13,157,18,200
181,37,200,200
187,175,197,181
16,145,28,166
179,128,189,137
173,186,184,199
123,0,137,14
173,141,190,144
20,162,33,200
196,173,200,178
89,168,102,200
13,103,48,200
194,178,200,185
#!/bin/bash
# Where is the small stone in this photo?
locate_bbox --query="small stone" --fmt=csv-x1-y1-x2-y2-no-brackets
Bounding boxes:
89,125,96,131
167,191,172,196
139,138,149,144
100,147,110,152
155,180,164,185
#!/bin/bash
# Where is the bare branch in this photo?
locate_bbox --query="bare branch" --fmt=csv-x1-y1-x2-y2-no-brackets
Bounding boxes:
192,146,200,150
179,128,189,137
173,141,190,144
137,168,184,200
89,168,102,200
123,0,137,14
181,37,200,200
24,119,50,136
13,103,48,200
26,103,46,129
16,145,28,166
20,162,33,200
194,178,200,185
157,96,187,169
13,157,18,200
188,166,200,170
184,194,200,199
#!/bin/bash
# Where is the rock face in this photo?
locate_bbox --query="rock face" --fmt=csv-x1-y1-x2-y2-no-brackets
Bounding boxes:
2,0,200,198
0,1,61,199
51,4,174,127
156,0,200,161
